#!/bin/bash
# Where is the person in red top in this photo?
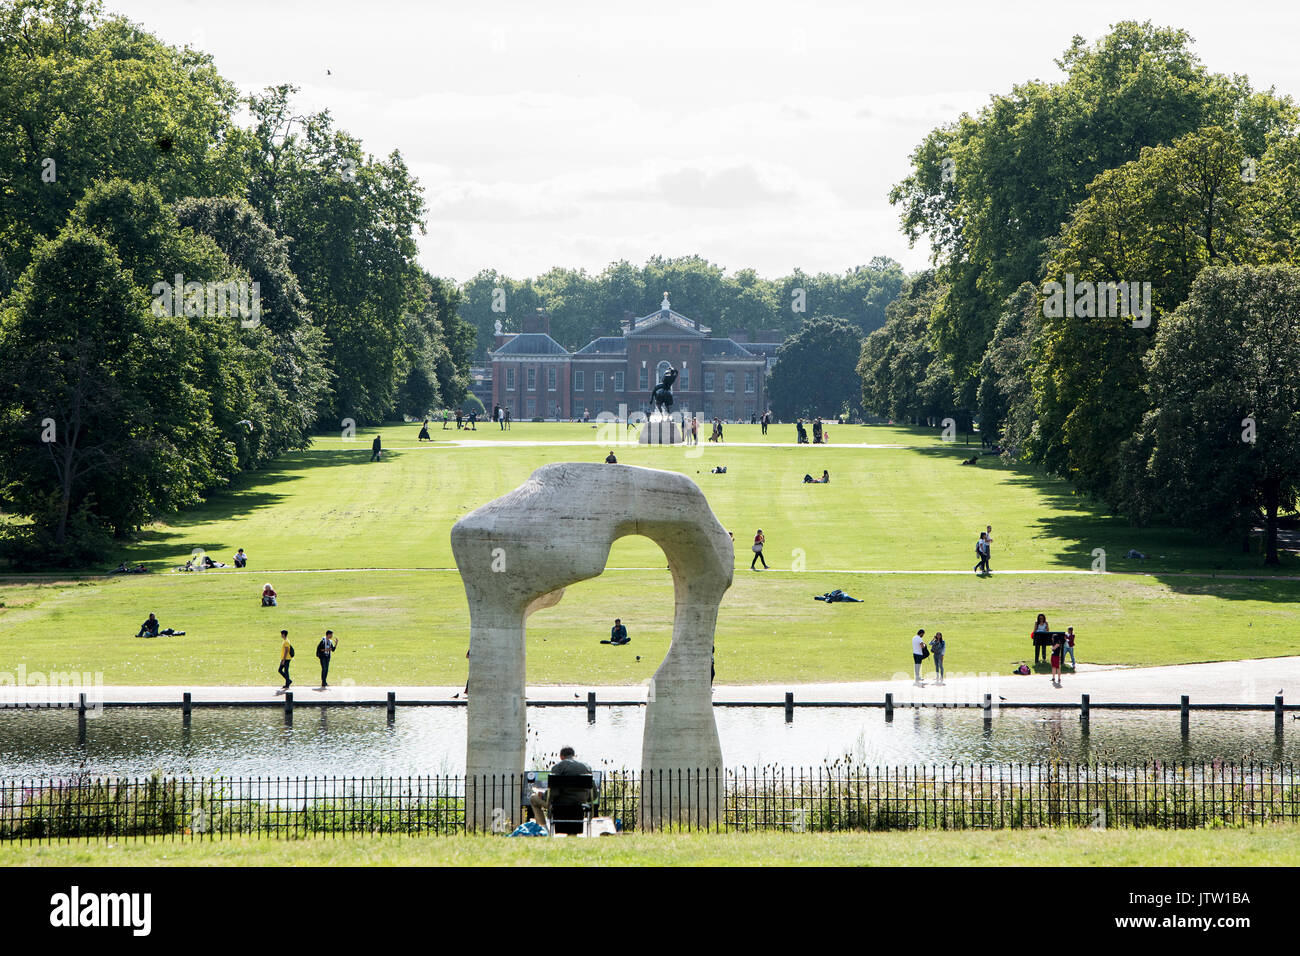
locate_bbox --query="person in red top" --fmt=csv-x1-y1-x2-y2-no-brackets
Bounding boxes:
750,530,767,570
1050,633,1064,687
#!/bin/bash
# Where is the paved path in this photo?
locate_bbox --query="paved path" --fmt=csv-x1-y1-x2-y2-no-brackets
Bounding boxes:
4,657,1298,708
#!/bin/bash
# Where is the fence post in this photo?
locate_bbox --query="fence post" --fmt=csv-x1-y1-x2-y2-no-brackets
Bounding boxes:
1080,693,1089,724
784,692,794,723
182,691,192,727
1180,695,1189,735
284,691,293,724
1276,695,1285,736
884,692,894,722
983,693,993,730
587,691,596,723
77,692,87,745
387,691,396,724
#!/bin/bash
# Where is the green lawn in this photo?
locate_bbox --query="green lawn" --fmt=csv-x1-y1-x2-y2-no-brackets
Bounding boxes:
1,423,1296,685
3,825,1296,866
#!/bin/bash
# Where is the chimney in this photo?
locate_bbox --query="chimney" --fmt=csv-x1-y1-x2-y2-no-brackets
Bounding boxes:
522,308,551,335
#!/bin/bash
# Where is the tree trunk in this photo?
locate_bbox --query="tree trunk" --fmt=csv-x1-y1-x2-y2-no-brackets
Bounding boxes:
1264,478,1281,566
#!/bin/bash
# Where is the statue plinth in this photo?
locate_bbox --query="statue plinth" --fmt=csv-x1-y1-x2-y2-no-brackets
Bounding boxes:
638,419,683,445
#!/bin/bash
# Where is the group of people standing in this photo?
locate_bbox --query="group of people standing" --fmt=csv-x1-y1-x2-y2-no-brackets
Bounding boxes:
795,418,829,444
1031,614,1077,687
911,629,946,685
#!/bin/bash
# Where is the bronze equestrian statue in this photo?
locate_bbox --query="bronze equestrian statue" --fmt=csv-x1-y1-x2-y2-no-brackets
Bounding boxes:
651,366,679,417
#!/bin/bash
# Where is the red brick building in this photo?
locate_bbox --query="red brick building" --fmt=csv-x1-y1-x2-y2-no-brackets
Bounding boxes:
490,297,775,422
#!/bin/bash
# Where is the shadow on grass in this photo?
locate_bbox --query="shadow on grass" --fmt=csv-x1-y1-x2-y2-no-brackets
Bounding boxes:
908,442,1300,596
122,443,406,568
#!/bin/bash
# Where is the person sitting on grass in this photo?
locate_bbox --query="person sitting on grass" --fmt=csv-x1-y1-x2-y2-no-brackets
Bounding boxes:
201,555,226,569
803,470,830,483
136,613,184,637
600,618,630,645
233,548,247,568
604,450,618,464
261,583,278,607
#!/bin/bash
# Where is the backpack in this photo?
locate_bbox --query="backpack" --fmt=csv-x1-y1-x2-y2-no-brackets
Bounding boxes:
1015,663,1030,675
288,644,295,658
920,642,930,660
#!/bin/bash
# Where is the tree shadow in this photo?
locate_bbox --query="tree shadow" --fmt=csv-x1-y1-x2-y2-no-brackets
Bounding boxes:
908,441,1300,596
121,442,404,567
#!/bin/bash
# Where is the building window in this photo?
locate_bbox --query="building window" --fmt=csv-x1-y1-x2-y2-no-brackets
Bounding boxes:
614,371,624,392
506,367,515,391
594,371,604,392
595,400,604,414
547,367,557,391
703,371,715,392
680,366,689,390
639,366,648,391
725,372,735,393
574,370,584,392
527,367,536,391
745,371,756,393
526,397,536,416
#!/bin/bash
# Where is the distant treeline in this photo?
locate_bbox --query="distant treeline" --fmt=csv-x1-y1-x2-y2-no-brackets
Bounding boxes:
456,256,906,358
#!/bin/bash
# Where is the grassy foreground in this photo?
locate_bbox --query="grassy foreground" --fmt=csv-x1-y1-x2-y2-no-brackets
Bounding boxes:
1,423,1297,686
4,825,1297,866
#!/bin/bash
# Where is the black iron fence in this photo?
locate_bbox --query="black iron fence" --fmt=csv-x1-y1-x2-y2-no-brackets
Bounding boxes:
2,762,1297,842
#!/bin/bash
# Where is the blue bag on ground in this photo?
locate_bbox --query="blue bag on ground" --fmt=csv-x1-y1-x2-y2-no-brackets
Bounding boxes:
508,821,548,837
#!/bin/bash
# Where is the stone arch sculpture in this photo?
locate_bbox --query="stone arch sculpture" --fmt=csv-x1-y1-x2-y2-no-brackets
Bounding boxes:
451,462,733,830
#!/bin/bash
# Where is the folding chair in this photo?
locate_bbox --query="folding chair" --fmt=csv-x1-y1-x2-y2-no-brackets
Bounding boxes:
546,774,596,836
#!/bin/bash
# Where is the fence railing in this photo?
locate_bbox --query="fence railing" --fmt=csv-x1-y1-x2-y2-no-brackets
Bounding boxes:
1,762,1296,841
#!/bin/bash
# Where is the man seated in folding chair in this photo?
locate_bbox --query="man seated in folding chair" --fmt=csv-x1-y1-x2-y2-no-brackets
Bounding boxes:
529,746,599,835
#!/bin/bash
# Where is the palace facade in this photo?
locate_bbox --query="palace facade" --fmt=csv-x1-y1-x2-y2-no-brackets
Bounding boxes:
489,297,779,421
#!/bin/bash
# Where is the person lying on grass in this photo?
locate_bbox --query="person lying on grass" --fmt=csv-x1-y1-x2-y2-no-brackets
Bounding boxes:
814,589,861,602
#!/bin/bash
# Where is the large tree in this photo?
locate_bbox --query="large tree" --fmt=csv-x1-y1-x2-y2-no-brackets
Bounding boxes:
890,21,1296,413
0,0,249,288
1118,265,1300,564
767,317,863,420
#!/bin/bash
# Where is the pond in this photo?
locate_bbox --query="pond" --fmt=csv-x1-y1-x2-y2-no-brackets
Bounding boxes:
0,705,1293,778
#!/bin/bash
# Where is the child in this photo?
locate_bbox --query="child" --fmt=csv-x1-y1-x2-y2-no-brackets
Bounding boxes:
1050,634,1064,687
1065,626,1077,669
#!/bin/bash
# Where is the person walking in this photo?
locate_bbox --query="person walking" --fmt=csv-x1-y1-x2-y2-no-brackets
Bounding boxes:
750,529,768,570
370,434,382,461
417,419,431,441
761,411,770,436
691,417,699,444
930,632,946,685
1064,626,1077,670
316,629,337,687
973,532,988,575
911,628,927,686
278,629,293,689
984,525,994,572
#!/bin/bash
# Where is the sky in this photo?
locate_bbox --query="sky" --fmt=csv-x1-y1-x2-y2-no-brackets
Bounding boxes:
107,0,1300,282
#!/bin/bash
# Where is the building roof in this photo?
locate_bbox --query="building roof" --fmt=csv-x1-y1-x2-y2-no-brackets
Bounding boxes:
702,339,757,358
491,333,569,356
628,307,710,336
572,337,628,356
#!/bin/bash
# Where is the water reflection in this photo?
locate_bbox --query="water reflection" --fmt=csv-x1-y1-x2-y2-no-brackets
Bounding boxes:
0,706,1291,778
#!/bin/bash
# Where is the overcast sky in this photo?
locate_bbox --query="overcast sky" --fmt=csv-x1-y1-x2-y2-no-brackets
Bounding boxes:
108,1,1300,282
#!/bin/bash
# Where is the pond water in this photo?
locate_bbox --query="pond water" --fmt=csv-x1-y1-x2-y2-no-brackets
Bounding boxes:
0,705,1293,778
